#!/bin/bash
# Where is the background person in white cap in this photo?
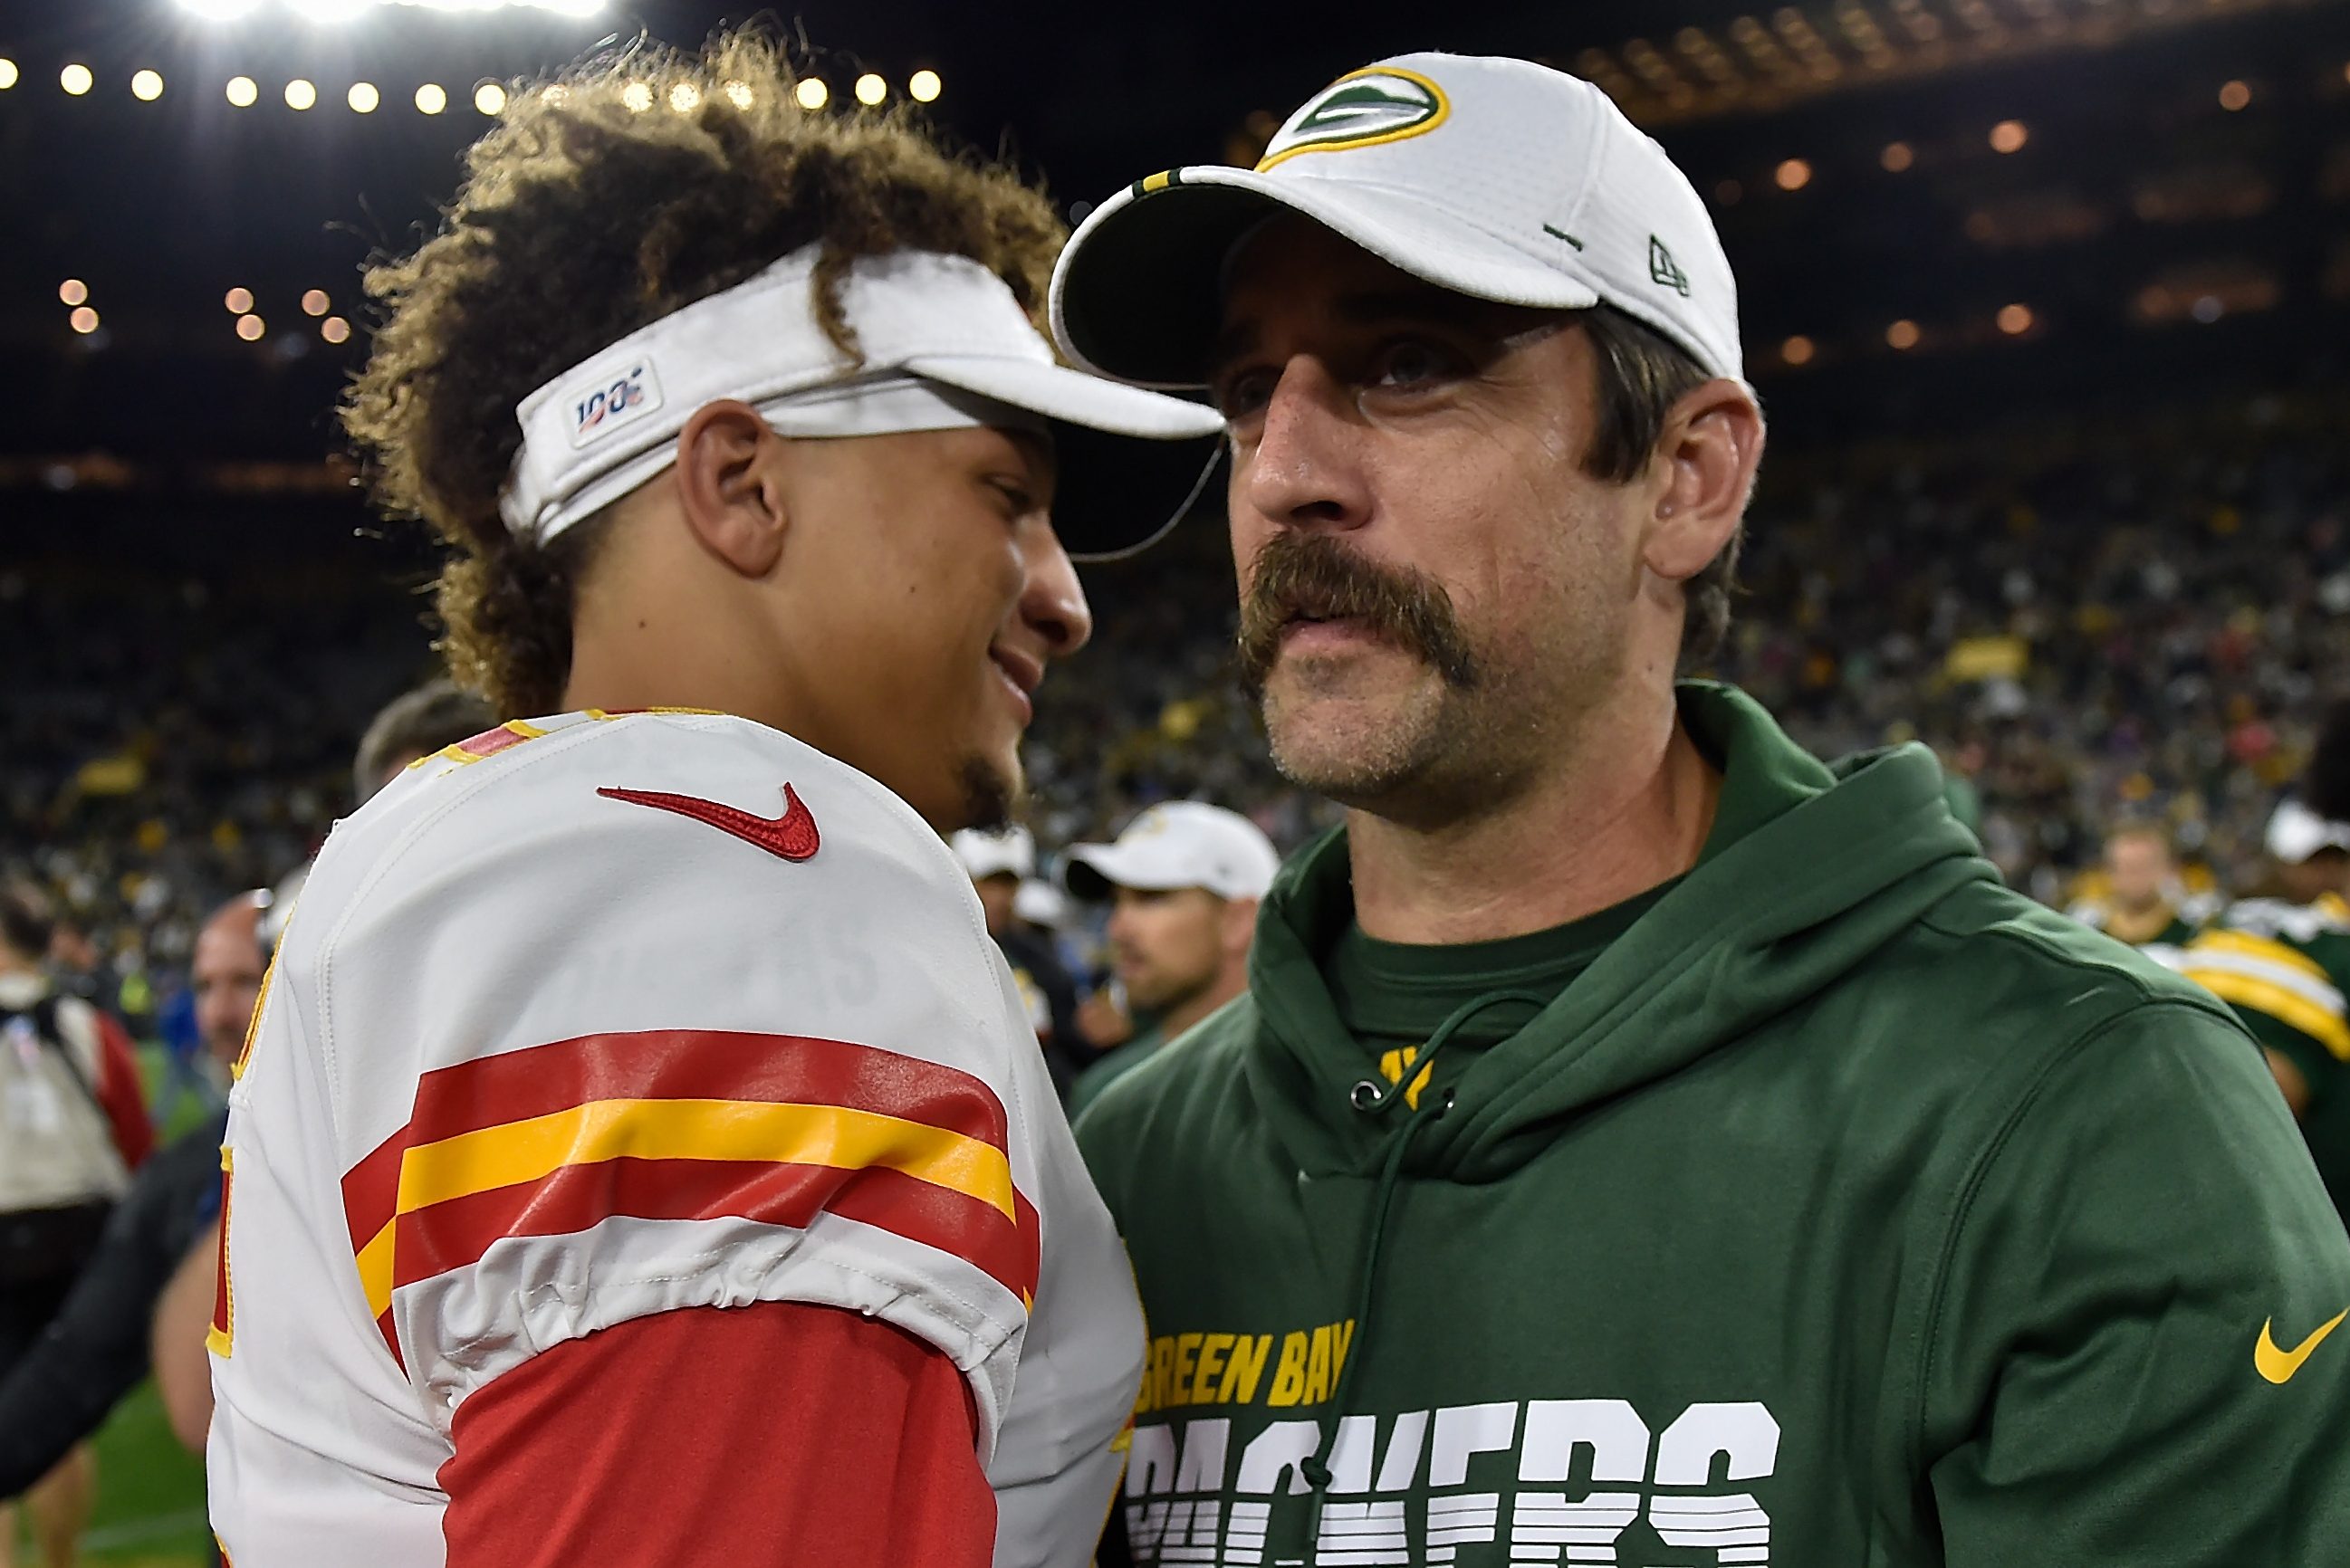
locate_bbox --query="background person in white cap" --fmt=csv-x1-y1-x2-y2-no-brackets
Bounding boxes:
1053,52,2350,1565
951,826,1084,1101
1061,802,1279,1116
208,33,1220,1568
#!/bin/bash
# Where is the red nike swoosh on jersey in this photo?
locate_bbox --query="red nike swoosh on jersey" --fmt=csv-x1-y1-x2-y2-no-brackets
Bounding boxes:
595,783,820,862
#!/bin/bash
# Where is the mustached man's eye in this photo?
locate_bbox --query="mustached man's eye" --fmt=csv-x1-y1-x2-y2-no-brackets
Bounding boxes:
1372,339,1458,389
1213,365,1278,422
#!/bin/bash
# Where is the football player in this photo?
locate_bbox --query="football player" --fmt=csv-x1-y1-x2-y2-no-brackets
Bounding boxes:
206,34,1219,1568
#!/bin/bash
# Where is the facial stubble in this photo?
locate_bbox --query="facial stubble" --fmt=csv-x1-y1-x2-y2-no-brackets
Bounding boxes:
1236,532,1517,815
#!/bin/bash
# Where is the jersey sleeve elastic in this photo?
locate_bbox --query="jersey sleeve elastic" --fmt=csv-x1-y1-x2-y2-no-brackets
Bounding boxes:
2173,923,2350,1097
292,714,1049,1448
1921,999,2350,1563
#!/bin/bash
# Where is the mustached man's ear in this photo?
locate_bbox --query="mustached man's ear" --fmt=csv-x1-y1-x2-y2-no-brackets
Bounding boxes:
673,399,787,577
1641,379,1764,585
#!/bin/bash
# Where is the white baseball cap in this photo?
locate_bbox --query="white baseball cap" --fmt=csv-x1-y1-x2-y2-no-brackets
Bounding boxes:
1064,801,1281,903
1050,53,1741,391
1013,878,1069,929
950,825,1036,883
2268,799,2350,864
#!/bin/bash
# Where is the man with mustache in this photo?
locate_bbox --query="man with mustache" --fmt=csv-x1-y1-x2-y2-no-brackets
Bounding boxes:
1052,52,2350,1564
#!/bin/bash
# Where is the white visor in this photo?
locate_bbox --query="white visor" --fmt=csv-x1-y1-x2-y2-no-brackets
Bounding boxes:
501,244,1225,559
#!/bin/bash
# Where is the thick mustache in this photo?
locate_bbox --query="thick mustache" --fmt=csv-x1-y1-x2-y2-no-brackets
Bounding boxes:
1236,532,1479,693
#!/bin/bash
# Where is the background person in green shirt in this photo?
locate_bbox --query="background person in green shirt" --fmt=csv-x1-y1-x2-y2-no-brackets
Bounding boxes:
1065,801,1279,1115
2065,818,2216,963
1053,50,2350,1566
2172,798,2350,1217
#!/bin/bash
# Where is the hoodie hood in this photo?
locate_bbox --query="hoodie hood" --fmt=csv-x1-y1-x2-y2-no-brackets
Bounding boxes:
1242,682,1997,1181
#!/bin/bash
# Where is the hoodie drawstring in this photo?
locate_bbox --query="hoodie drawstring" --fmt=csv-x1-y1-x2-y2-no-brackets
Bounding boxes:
1294,990,1551,1523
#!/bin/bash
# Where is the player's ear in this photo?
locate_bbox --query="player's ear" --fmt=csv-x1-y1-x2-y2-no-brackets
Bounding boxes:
672,398,787,578
1641,379,1763,584
1222,896,1260,961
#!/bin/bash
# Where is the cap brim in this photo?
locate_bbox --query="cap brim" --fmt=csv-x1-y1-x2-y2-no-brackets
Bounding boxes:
1063,842,1198,900
1050,167,1603,389
908,353,1225,560
2269,800,2350,864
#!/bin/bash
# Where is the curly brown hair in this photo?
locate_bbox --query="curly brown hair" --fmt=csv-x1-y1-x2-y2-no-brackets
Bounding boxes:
343,33,1067,717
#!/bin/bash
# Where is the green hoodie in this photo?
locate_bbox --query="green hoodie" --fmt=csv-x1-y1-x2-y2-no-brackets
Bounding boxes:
1077,683,2350,1566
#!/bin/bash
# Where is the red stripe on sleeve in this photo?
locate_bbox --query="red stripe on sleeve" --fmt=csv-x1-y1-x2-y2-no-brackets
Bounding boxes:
395,1156,1037,1303
341,1029,1015,1257
400,1030,1011,1152
439,1300,993,1568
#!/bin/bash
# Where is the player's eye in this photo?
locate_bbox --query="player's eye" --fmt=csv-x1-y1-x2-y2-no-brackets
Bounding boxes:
1369,339,1462,391
987,477,1037,520
1213,365,1278,423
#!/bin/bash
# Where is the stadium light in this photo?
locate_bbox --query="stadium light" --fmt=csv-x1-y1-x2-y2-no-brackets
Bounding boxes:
401,0,606,12
1774,158,1811,191
60,280,89,306
415,82,447,114
721,80,753,109
61,63,94,97
1997,303,2033,335
225,75,259,107
1885,319,1920,349
796,78,829,110
1990,120,2027,153
0,59,16,91
1880,140,1914,172
475,81,508,114
178,0,264,17
285,78,318,110
290,0,369,20
908,69,941,103
349,81,379,112
70,307,100,335
225,286,254,313
619,80,652,112
322,316,351,344
236,314,265,341
302,289,330,316
855,73,887,106
667,81,700,112
2219,80,2250,110
1780,334,1816,366
132,70,165,101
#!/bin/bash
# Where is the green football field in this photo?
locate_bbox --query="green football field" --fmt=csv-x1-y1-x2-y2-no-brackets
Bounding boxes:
6,1381,210,1568
4,1050,218,1566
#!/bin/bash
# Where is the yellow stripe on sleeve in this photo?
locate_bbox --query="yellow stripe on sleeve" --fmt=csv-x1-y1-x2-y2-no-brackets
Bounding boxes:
395,1098,1017,1221
2194,929,2334,986
2186,970,2350,1062
356,1098,1015,1319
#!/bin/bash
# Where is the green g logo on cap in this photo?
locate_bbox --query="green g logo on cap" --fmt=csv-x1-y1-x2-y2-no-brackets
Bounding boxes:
1255,66,1451,171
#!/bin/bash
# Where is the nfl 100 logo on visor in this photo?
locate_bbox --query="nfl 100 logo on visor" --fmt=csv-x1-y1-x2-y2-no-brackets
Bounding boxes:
567,359,665,448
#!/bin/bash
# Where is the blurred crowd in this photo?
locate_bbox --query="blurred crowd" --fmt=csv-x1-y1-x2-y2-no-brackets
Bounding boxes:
5,393,2346,1023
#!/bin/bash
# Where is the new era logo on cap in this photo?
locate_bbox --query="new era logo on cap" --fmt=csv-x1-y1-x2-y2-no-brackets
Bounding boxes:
1257,66,1451,170
1649,236,1691,297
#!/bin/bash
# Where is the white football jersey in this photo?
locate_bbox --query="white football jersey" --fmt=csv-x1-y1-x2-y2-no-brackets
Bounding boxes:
207,709,1144,1566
